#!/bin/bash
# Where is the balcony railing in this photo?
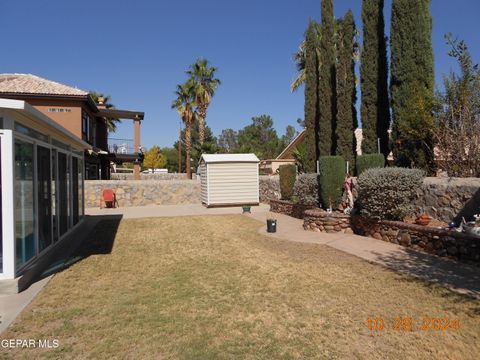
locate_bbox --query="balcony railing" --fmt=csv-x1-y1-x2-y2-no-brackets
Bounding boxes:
108,138,135,154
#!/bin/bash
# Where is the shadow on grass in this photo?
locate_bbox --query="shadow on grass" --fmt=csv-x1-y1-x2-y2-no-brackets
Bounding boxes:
371,247,480,306
38,215,123,280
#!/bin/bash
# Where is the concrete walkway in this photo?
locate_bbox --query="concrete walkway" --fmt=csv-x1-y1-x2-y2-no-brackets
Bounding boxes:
248,211,480,299
0,276,52,334
86,203,270,219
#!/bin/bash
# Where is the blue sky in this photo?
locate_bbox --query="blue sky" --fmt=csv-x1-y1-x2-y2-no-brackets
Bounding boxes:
1,1,479,148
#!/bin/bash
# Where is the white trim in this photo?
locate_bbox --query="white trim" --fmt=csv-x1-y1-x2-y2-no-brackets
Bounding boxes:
206,162,210,206
256,163,260,203
0,130,15,279
200,153,260,164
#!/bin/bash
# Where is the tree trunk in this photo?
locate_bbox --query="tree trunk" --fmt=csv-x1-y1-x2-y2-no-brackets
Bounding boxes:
185,123,192,179
198,105,207,145
178,127,182,173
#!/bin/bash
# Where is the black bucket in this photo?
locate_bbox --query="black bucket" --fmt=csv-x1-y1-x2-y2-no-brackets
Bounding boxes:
267,219,277,233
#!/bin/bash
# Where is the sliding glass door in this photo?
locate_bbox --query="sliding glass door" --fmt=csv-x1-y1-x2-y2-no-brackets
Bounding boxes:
37,145,52,252
72,157,79,225
57,152,69,237
14,139,35,267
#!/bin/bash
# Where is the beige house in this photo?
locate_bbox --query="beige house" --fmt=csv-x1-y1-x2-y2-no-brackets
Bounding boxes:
260,128,394,174
0,74,145,179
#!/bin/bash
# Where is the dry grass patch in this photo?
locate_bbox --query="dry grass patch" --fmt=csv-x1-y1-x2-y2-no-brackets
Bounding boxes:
1,215,479,359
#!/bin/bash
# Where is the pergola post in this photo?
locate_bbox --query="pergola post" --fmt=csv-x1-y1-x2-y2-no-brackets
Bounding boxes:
134,117,141,180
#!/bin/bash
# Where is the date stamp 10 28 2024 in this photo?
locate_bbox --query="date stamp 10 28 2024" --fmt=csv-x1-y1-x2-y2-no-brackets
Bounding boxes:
366,316,460,332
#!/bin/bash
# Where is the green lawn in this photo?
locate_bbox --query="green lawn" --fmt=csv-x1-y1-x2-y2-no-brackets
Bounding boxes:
2,215,479,359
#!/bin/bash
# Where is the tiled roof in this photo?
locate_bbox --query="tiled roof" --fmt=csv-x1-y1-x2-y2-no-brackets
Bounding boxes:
0,73,88,96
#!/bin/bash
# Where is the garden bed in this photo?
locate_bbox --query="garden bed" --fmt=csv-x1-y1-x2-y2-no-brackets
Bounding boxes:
350,215,480,263
303,208,353,233
269,199,315,219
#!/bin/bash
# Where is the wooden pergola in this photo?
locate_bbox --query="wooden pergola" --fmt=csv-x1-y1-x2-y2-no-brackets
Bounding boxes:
97,108,145,180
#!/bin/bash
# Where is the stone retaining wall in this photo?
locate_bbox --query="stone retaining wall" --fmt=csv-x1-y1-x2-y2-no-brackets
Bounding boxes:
111,173,197,181
303,209,353,234
414,177,480,222
269,199,315,219
85,180,201,208
260,176,480,222
351,216,480,263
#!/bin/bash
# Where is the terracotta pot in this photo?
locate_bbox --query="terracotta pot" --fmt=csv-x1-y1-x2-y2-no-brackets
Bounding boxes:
415,214,431,226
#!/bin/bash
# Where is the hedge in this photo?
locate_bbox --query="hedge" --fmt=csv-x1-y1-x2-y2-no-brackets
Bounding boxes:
319,156,345,209
356,153,385,175
279,164,297,200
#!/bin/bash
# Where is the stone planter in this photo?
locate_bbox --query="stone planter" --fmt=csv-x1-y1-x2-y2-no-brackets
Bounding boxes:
269,199,316,219
303,208,353,234
350,215,480,263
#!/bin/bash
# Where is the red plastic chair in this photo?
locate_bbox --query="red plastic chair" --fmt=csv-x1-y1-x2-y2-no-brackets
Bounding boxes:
100,189,119,208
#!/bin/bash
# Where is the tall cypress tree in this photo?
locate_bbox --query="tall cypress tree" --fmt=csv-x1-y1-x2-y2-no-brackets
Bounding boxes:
360,0,390,157
335,10,357,168
390,0,435,172
304,20,320,172
318,0,336,156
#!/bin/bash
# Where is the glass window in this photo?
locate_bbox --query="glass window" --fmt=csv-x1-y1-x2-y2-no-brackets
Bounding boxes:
72,157,79,225
58,152,69,237
37,146,52,252
15,139,36,267
15,122,49,143
51,139,70,151
51,150,59,242
92,120,97,147
79,159,84,217
82,110,90,142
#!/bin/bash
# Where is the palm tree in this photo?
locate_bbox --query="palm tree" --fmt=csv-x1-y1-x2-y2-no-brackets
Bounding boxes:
291,22,322,93
89,91,121,132
186,58,220,144
172,79,197,179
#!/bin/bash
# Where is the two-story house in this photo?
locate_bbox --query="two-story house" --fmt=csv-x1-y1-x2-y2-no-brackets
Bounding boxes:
0,74,144,179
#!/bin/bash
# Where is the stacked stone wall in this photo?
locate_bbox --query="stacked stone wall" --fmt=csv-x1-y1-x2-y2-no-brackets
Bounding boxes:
85,180,200,207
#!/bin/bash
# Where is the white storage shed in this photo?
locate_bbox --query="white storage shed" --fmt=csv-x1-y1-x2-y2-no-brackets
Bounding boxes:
199,153,260,207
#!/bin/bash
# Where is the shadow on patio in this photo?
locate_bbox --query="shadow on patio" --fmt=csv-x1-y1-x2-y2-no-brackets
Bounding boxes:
370,247,480,301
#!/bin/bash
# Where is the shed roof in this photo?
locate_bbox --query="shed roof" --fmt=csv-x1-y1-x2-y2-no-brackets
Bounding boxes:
200,153,260,163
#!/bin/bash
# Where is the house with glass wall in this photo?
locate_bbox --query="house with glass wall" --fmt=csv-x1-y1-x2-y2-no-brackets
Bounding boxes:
0,98,89,291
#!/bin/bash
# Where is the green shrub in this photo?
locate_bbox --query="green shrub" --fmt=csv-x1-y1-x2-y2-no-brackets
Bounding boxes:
357,167,425,220
356,153,385,175
279,164,297,200
319,156,345,209
293,173,319,206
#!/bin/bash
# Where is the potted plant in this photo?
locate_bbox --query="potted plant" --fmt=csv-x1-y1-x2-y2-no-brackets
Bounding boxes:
415,212,431,226
267,212,277,233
